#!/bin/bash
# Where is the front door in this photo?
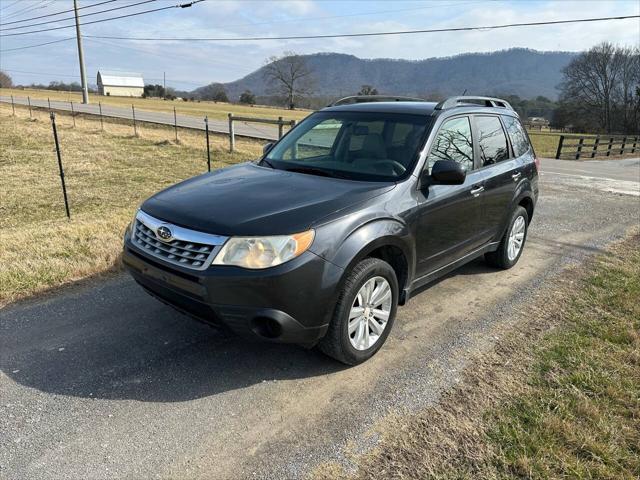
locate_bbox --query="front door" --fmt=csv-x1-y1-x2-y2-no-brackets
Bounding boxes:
415,116,487,277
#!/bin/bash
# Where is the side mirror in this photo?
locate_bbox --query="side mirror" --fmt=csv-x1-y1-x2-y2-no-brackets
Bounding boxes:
429,160,466,185
263,142,274,155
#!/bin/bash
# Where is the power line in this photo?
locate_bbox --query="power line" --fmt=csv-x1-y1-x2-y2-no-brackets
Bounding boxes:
0,36,75,53
1,1,54,22
0,0,157,32
0,0,205,36
0,0,117,26
82,14,640,42
0,1,22,13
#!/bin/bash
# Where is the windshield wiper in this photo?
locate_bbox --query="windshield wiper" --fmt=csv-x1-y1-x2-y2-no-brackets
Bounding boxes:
284,166,349,179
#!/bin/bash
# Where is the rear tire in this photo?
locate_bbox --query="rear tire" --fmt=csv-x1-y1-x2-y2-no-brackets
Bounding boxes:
318,257,398,365
485,206,529,269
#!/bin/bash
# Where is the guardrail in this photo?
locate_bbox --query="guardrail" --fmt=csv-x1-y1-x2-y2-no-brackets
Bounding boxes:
227,113,296,152
555,134,639,160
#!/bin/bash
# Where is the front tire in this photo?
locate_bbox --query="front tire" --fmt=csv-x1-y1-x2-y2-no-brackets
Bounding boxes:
318,258,398,365
485,206,529,269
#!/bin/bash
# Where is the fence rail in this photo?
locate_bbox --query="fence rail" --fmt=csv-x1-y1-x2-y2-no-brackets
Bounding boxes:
555,134,639,160
227,113,296,152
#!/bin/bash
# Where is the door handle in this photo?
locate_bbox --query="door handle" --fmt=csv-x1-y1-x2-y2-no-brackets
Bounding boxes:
470,185,484,197
512,172,522,181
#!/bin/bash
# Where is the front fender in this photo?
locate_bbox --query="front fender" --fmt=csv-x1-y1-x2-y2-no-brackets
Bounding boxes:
310,216,415,298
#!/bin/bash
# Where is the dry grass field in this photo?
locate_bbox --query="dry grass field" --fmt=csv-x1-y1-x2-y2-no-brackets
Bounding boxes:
1,88,573,157
0,87,311,123
0,102,262,306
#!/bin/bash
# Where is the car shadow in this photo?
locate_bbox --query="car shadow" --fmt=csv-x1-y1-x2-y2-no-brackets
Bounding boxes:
0,276,345,403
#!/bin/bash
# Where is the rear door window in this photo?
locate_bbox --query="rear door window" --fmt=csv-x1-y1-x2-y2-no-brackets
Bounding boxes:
426,116,473,172
475,116,509,167
502,115,531,157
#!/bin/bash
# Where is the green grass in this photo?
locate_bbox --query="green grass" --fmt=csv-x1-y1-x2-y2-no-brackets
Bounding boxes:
313,233,640,480
527,132,562,157
486,241,640,479
0,103,262,306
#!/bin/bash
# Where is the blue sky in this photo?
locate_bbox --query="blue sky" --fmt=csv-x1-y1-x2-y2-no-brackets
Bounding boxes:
1,0,638,90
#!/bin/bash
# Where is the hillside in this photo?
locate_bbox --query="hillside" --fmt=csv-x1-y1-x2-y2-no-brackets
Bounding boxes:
194,48,576,101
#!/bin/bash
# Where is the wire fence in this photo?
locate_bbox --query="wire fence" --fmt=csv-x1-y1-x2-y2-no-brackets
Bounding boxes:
0,100,270,222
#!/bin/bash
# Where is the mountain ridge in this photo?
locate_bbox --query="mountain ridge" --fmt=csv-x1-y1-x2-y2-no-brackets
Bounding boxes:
193,48,577,101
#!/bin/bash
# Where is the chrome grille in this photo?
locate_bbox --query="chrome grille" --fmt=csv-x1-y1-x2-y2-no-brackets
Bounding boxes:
131,210,227,271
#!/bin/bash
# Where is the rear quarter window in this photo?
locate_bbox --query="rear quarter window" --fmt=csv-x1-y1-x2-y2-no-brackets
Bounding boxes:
475,115,509,167
503,116,531,157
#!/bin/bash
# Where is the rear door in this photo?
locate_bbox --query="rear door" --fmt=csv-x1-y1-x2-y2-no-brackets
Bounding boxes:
472,115,521,241
415,115,487,277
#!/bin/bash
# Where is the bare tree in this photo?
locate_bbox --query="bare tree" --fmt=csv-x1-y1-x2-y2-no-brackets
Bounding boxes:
614,46,640,133
0,70,13,88
560,42,626,133
263,52,314,109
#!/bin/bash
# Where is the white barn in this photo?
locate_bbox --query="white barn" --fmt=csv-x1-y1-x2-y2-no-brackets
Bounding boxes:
97,70,144,97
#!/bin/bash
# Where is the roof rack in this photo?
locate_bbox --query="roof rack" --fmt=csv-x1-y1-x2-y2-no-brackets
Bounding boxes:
330,95,426,107
434,96,513,111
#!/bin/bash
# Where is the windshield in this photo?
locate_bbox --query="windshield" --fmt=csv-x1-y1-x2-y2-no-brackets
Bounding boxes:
263,111,430,181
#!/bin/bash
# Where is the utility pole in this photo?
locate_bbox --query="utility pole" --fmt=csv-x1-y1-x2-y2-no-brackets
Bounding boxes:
73,0,89,104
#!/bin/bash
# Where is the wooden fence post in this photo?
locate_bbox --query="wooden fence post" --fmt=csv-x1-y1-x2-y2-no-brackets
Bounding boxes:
606,137,614,156
28,96,32,118
48,97,51,111
278,116,284,138
173,106,178,142
591,136,600,158
11,95,15,115
555,135,565,159
70,101,76,128
631,136,638,154
99,102,104,131
49,112,71,219
575,138,584,160
619,137,626,156
131,105,138,136
228,113,235,153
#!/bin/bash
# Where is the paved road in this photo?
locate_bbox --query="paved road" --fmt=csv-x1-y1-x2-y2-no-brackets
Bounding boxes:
1,158,639,479
0,95,282,141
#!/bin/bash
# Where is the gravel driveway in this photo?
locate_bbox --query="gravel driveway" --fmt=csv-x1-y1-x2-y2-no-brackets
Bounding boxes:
1,158,639,479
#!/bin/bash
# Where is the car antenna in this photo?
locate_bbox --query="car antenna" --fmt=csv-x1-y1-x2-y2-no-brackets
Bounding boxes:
461,89,467,95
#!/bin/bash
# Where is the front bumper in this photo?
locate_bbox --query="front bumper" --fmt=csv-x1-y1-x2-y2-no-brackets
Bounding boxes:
122,229,343,346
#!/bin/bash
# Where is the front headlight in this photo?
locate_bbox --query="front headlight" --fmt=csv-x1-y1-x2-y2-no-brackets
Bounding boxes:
212,230,315,269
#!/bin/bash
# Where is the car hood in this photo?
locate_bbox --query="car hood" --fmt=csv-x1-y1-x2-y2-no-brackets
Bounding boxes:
141,162,395,236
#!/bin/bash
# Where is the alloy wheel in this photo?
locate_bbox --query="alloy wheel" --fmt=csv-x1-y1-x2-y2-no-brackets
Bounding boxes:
507,215,526,261
348,276,392,350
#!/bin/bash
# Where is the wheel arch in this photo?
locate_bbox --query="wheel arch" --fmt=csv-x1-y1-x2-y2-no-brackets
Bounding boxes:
330,219,414,306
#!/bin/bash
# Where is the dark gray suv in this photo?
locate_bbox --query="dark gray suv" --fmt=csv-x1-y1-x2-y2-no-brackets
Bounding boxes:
123,95,539,364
